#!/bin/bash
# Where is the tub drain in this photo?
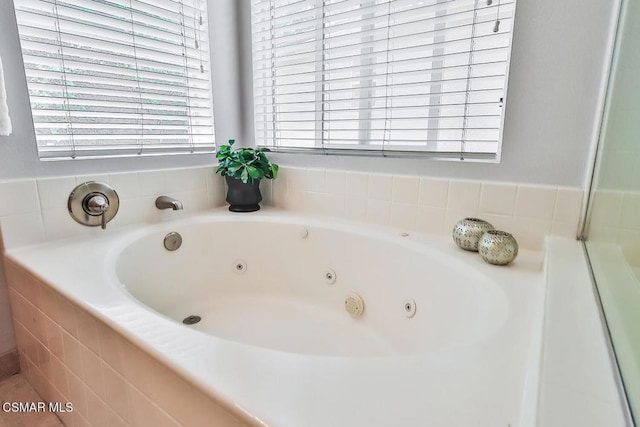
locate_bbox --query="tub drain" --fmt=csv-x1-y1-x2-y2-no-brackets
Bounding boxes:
182,315,201,325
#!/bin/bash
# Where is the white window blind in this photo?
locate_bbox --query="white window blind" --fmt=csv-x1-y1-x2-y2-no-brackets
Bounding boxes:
13,0,215,159
251,0,516,160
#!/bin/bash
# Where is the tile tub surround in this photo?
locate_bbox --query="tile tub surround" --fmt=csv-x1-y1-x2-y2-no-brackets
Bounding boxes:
262,167,585,250
0,165,227,250
3,258,250,427
0,165,582,251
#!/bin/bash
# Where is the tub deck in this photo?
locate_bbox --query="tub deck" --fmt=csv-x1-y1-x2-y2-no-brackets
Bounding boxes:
5,209,546,427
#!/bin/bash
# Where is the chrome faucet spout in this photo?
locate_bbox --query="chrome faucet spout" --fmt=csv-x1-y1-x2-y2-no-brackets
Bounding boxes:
155,196,183,211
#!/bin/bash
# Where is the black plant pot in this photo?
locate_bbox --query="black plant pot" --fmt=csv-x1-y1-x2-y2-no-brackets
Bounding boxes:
225,176,262,212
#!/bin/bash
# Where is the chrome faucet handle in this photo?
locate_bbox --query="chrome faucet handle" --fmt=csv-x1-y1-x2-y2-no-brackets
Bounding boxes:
84,193,110,229
68,182,119,230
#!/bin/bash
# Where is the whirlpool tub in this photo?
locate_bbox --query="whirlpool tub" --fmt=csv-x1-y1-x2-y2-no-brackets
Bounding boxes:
5,209,546,426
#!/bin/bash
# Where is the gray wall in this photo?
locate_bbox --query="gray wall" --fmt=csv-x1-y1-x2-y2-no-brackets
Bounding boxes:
0,0,246,179
242,0,620,187
0,1,621,186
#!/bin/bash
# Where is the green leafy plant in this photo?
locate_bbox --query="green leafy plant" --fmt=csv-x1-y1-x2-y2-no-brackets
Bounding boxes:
215,139,279,184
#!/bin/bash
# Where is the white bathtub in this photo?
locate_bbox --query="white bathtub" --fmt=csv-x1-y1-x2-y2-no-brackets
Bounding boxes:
7,209,546,426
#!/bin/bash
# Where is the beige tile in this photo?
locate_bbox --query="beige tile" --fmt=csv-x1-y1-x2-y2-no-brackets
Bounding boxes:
50,356,70,398
510,218,552,250
391,203,418,230
418,178,449,208
286,168,307,193
106,408,129,427
0,213,46,250
392,176,419,204
61,331,83,378
480,183,517,216
515,186,557,221
344,197,367,222
40,286,59,323
11,322,28,360
37,176,76,211
271,173,288,207
129,385,166,427
97,322,127,374
551,221,580,239
85,387,109,427
44,319,64,361
346,172,368,201
177,383,247,427
42,205,84,242
447,181,481,212
36,340,52,381
75,309,100,355
325,170,346,196
323,194,346,217
415,206,447,234
75,175,110,186
108,172,141,201
367,174,393,201
66,370,88,416
305,169,325,193
56,296,79,338
165,168,208,193
0,179,40,216
137,170,167,196
477,213,514,233
366,200,391,225
81,345,105,400
554,188,584,225
102,362,132,423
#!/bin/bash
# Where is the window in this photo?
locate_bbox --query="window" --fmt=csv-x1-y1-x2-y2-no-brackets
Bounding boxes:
13,0,214,159
251,0,515,160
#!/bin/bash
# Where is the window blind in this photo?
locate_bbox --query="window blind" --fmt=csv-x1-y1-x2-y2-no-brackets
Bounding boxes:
13,0,215,159
251,0,516,160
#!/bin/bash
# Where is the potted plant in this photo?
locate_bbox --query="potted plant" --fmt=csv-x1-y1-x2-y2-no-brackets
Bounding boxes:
215,139,279,212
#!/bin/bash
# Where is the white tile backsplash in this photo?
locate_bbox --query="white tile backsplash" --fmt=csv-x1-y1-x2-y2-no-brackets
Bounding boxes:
37,176,76,211
0,212,45,248
554,188,584,225
346,171,368,201
418,178,449,208
0,166,226,250
447,181,481,212
324,170,346,196
392,176,419,204
367,173,393,201
480,183,517,216
0,165,585,251
0,179,40,216
515,186,558,221
268,166,585,249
